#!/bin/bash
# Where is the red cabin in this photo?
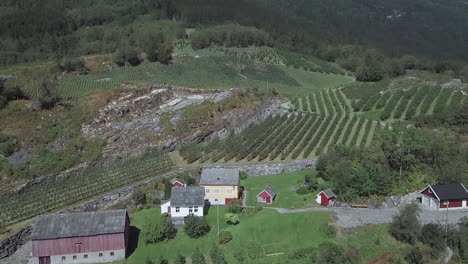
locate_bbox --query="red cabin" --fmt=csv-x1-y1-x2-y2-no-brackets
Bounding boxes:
256,183,276,205
170,178,185,188
420,183,468,210
316,189,336,206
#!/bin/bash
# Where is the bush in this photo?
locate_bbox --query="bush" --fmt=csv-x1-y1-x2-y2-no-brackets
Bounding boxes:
184,216,211,239
287,247,317,261
224,213,239,225
233,251,245,263
191,247,206,264
146,257,154,264
157,257,169,264
210,244,227,264
404,247,424,264
58,58,87,73
144,215,177,244
227,199,243,214
240,171,248,180
174,254,186,264
316,242,353,264
420,223,445,256
132,187,147,206
218,231,233,244
390,203,421,244
0,133,18,156
296,186,311,195
326,225,336,237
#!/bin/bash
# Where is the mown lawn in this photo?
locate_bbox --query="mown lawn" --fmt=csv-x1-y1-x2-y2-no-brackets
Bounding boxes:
242,170,320,209
120,207,331,264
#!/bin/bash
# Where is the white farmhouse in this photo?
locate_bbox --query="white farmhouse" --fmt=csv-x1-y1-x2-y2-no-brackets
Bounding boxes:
161,187,205,218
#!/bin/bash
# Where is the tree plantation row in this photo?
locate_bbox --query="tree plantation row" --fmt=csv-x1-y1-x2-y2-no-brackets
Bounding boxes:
0,151,173,226
179,113,378,163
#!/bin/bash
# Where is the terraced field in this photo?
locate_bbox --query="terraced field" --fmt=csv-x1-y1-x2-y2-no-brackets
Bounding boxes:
341,83,467,121
180,88,380,163
0,151,174,226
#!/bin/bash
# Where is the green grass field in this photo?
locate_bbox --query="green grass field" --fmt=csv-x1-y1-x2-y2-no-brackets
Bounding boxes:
242,170,320,209
122,207,331,264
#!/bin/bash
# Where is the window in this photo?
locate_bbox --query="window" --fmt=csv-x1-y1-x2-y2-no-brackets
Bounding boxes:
226,189,233,194
428,189,432,193
84,254,88,259
73,255,77,260
62,257,66,261
205,188,210,194
261,197,266,202
214,188,220,194
110,252,115,257
175,207,180,212
444,201,449,205
189,207,193,213
99,253,103,257
194,207,198,212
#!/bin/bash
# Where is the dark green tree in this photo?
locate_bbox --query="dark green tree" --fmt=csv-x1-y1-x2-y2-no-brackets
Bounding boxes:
184,216,211,239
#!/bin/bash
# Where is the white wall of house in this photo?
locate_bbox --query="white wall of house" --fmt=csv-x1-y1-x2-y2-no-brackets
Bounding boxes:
206,197,225,205
315,194,322,205
422,195,438,210
160,201,203,217
29,249,125,264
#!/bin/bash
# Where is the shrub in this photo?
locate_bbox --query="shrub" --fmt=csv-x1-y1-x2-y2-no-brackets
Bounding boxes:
210,244,227,264
58,58,87,73
326,225,336,237
233,250,245,263
174,254,186,264
191,247,206,264
144,215,177,244
296,186,310,195
287,247,316,261
224,213,239,225
240,171,248,180
218,231,233,244
146,257,154,264
184,216,211,239
227,199,243,214
132,187,147,206
404,247,424,264
157,257,169,264
316,242,352,264
0,133,18,156
420,223,445,256
390,203,421,244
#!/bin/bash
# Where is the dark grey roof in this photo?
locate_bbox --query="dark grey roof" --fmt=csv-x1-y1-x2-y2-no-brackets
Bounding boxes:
200,168,240,186
171,187,205,207
32,210,127,240
263,185,276,197
170,178,184,184
322,189,336,198
431,184,468,201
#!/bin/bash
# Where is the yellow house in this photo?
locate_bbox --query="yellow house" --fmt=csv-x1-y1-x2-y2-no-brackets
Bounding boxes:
200,168,240,205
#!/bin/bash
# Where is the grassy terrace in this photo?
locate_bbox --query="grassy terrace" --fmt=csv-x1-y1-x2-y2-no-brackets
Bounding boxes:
119,208,331,264
242,170,320,209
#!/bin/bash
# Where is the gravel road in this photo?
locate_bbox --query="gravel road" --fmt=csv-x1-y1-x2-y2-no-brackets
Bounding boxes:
270,205,468,229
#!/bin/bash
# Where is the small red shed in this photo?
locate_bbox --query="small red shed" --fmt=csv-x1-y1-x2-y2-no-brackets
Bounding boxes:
170,178,185,188
256,183,276,205
316,189,336,206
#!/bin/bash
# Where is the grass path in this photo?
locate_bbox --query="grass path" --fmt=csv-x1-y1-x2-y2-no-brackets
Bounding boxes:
305,96,312,112
318,92,329,116
345,119,360,147
312,115,337,155
365,121,378,148
336,114,354,145
355,119,369,147
338,89,354,112
427,88,444,115
312,94,320,114
323,114,346,152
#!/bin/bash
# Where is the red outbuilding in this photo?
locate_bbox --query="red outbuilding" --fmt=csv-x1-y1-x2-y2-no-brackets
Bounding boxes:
420,183,468,210
256,183,276,205
30,210,130,264
170,178,185,188
316,189,336,206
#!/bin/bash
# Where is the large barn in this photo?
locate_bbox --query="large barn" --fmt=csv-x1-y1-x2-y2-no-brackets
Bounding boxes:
420,183,468,210
29,210,130,264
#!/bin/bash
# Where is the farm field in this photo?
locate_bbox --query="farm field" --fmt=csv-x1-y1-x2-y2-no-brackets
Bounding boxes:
179,112,380,163
12,48,351,98
242,170,321,209
120,207,331,264
0,151,174,227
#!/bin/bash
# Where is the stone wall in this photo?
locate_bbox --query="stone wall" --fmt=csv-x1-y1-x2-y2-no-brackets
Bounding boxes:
204,159,317,177
0,226,31,259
